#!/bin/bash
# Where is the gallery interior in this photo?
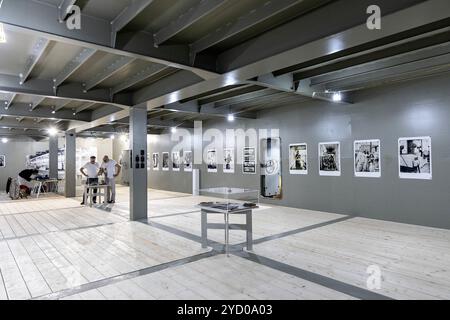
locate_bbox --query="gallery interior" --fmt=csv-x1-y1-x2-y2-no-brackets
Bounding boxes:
0,0,449,301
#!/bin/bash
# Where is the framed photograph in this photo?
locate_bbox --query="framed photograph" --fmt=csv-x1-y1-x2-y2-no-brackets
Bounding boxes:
162,152,169,171
152,153,159,171
319,142,341,176
183,151,193,172
207,149,217,173
398,136,432,180
172,151,180,171
289,143,307,175
243,147,256,174
354,140,381,178
223,148,235,173
0,155,5,168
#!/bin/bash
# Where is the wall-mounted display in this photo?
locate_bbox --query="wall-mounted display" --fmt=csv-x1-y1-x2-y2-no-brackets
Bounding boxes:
398,136,432,180
152,153,159,171
354,140,381,178
162,152,169,171
289,143,307,175
0,155,5,168
319,142,341,176
172,152,180,172
207,149,217,173
243,147,256,174
183,151,193,172
260,138,282,198
223,148,235,173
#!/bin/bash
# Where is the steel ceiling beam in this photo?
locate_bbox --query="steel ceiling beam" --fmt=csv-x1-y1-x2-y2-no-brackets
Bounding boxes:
20,37,50,85
0,0,218,76
112,63,168,95
0,127,47,137
75,102,96,114
111,0,155,46
0,73,130,108
154,0,228,46
0,92,16,110
162,100,257,119
0,117,66,131
54,48,97,88
0,102,91,122
84,56,135,91
190,0,304,56
53,99,72,112
29,96,46,111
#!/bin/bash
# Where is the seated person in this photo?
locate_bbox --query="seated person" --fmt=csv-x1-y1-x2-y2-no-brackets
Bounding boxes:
17,169,39,195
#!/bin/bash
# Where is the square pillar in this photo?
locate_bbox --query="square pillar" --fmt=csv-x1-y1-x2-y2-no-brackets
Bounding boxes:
49,135,58,179
65,131,76,197
129,106,148,221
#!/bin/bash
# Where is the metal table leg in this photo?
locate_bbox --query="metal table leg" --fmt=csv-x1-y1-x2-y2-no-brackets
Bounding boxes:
246,210,253,251
201,210,208,248
225,212,229,256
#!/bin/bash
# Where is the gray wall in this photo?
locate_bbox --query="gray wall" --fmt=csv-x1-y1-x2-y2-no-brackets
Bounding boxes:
0,139,48,191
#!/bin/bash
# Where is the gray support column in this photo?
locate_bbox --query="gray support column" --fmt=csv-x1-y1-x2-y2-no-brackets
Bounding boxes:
129,106,148,221
65,131,77,197
49,135,58,179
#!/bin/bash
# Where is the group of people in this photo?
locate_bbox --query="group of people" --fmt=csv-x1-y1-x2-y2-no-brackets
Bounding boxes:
80,155,121,205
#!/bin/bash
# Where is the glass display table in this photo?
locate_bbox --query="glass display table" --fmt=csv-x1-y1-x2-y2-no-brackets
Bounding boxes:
198,187,259,255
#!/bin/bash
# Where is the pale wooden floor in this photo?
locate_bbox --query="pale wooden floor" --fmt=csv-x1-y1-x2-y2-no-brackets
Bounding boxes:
0,186,449,300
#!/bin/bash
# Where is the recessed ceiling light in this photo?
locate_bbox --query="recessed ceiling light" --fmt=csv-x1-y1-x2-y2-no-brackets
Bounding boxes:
171,127,177,133
332,92,342,102
47,127,58,136
227,114,235,122
1,137,8,143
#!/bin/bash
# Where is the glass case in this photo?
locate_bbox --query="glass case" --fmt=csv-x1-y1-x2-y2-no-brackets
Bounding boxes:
198,187,259,213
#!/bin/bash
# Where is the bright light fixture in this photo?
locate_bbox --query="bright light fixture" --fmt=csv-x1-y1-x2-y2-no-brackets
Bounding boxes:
171,127,177,133
0,23,6,44
332,92,342,102
120,134,128,142
47,127,58,136
1,137,8,143
110,134,115,140
227,114,235,122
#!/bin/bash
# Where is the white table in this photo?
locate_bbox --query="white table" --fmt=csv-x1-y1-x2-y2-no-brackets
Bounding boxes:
31,179,59,198
83,184,109,207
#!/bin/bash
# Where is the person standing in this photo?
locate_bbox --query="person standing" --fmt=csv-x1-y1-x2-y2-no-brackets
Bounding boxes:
80,156,100,205
100,155,121,204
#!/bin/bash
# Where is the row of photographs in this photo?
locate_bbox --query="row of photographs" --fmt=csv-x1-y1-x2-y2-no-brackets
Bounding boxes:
151,147,257,174
290,136,432,180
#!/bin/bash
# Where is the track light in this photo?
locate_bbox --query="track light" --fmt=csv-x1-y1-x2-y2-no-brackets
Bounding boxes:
332,92,342,102
171,127,177,133
47,127,58,136
227,114,235,122
110,134,115,140
1,137,8,144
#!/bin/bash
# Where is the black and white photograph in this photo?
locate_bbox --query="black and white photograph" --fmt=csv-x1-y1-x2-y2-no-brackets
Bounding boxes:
289,144,307,175
223,148,235,173
399,136,432,180
319,142,341,176
172,152,180,171
162,152,169,171
0,155,5,168
207,149,217,173
243,147,256,174
183,151,192,172
152,153,159,171
354,140,381,178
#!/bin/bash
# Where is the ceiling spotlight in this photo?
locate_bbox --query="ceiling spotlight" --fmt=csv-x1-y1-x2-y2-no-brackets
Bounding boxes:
171,127,177,133
332,92,342,102
1,137,8,144
47,127,58,136
110,134,115,140
227,114,235,122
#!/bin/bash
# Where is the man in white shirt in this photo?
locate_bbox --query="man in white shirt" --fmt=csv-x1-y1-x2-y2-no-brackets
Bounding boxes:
100,155,121,204
80,156,100,205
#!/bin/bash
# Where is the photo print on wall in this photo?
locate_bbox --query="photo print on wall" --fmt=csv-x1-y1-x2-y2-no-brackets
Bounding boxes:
243,147,256,174
0,155,5,168
319,142,341,176
162,152,169,171
183,151,193,172
152,153,159,171
289,144,307,175
223,148,235,173
172,151,181,172
398,136,432,180
207,149,217,173
354,140,381,178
